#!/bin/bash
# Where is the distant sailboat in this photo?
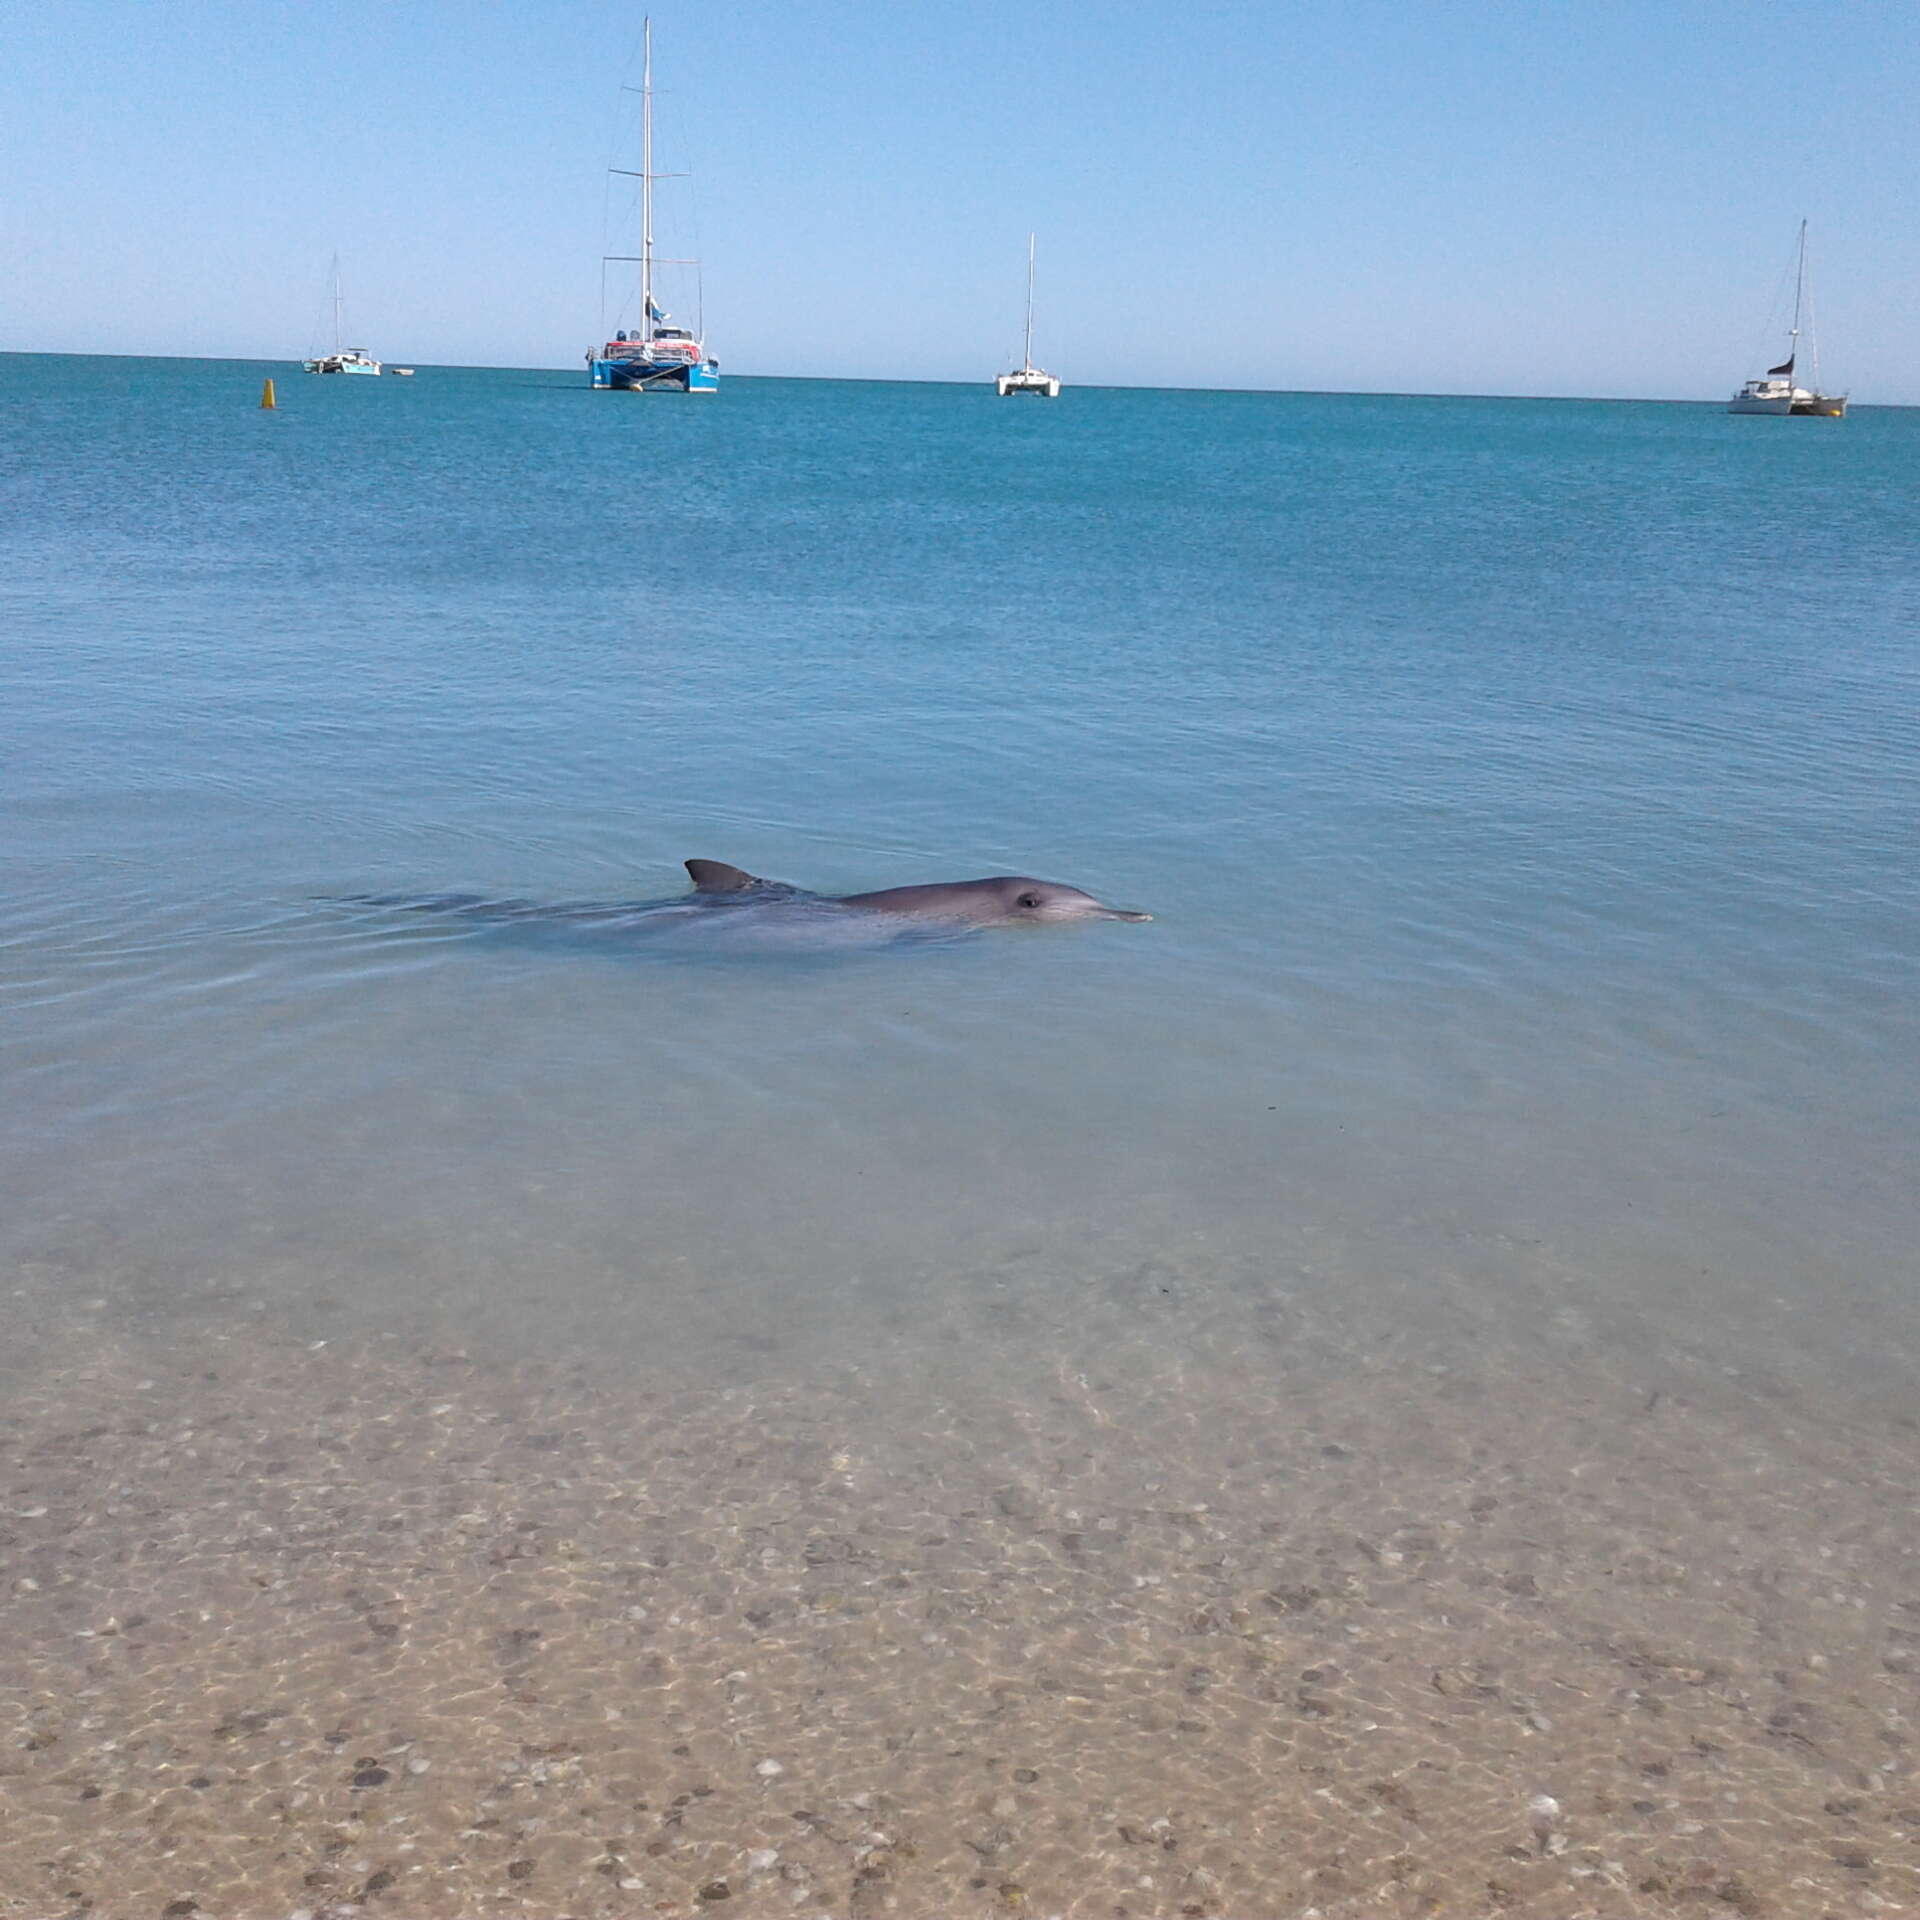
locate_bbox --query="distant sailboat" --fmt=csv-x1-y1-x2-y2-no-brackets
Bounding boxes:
995,235,1060,398
587,19,719,394
1729,222,1845,417
303,256,382,376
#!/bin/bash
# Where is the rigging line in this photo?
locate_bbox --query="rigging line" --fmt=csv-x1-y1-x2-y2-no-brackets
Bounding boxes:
684,162,705,342
684,115,705,296
1803,246,1822,391
598,170,615,337
1742,239,1800,376
305,253,340,363
599,23,652,335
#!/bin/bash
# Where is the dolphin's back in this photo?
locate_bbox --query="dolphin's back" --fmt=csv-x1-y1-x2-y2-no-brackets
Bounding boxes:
684,859,808,904
834,879,1011,917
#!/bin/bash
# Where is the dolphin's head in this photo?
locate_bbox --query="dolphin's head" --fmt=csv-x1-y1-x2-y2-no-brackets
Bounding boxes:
781,870,1153,927
981,877,1153,925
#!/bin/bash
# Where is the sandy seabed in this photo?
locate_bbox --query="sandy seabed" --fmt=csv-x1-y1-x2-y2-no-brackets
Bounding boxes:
3,1261,1918,1920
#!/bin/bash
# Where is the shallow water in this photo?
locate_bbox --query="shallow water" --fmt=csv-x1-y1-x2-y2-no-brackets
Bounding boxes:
6,356,1916,1383
3,354,1918,1914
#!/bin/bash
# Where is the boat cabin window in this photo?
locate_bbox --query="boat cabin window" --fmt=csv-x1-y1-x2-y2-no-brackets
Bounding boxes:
653,327,692,341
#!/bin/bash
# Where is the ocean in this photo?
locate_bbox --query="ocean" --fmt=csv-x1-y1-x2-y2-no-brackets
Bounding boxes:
4,352,1917,1916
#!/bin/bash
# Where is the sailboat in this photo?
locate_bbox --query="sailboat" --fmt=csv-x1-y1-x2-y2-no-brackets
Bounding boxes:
302,257,382,376
1729,222,1845,417
588,19,718,394
995,235,1061,398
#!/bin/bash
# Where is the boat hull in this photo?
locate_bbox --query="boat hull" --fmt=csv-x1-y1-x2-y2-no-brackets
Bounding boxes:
995,371,1060,398
1728,388,1846,417
590,356,718,393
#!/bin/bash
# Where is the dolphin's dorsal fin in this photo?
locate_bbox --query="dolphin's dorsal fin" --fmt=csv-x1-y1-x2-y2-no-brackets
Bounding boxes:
685,859,761,893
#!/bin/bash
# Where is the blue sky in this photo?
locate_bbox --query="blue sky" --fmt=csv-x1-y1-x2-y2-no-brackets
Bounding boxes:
5,0,1915,399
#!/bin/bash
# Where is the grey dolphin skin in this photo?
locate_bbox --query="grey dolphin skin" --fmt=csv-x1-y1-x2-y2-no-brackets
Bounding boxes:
683,859,1152,925
343,859,1150,950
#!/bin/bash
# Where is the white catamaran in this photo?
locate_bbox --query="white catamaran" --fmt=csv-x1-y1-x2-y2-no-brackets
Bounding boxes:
1729,222,1845,417
303,256,382,376
996,235,1060,398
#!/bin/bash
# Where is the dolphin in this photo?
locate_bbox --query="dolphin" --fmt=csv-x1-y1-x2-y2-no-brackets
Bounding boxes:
683,859,1151,925
340,859,1150,951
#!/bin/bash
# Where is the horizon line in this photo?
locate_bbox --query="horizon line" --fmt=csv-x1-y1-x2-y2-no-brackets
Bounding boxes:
1,349,1898,410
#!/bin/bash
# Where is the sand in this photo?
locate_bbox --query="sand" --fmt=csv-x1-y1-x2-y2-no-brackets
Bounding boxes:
4,1267,1918,1920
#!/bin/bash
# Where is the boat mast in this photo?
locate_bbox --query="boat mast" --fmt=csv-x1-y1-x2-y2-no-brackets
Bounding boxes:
1024,234,1036,371
1787,218,1806,381
331,254,343,356
641,18,654,338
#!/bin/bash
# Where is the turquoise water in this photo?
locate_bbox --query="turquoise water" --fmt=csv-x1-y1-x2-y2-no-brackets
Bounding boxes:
4,352,1917,1388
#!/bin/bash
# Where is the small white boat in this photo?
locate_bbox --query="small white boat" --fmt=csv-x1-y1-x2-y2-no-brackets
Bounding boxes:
303,256,382,376
995,234,1060,398
1729,222,1845,418
391,367,416,377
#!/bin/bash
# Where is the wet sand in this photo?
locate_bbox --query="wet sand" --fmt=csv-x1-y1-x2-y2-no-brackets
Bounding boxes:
5,1269,1919,1920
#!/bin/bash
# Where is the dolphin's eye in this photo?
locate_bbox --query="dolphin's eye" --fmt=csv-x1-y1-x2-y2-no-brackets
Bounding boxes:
1017,893,1042,910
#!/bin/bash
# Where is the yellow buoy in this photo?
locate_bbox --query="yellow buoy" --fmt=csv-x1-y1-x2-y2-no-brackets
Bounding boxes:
260,378,277,409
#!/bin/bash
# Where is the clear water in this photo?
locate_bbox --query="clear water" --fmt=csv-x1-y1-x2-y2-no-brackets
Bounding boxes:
10,355,1920,1914
3,353,1917,1384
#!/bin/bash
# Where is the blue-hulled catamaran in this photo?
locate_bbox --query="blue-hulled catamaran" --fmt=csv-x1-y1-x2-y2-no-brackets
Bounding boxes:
588,20,718,394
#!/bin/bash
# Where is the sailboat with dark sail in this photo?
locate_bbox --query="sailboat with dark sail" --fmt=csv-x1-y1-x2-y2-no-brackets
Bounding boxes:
1729,222,1845,417
587,19,718,394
